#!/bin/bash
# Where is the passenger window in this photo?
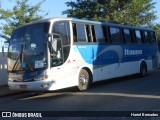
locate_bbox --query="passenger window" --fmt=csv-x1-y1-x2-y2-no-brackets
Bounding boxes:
95,26,105,42
102,26,109,42
144,31,149,43
123,29,132,44
72,23,77,42
110,27,122,43
63,46,70,62
91,25,96,42
77,24,87,42
52,22,70,45
50,38,63,67
149,31,156,43
135,30,142,44
85,25,92,42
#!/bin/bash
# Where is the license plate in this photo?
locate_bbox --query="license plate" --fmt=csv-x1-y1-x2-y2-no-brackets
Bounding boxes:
20,85,27,89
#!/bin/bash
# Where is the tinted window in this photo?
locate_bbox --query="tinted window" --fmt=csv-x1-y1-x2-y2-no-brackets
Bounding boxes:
72,23,77,42
149,31,156,43
8,23,49,71
144,31,149,43
102,26,109,42
110,27,121,43
91,25,96,42
52,22,71,66
123,29,132,43
63,46,70,61
77,24,86,42
52,22,70,45
85,25,92,42
135,30,142,44
95,26,105,42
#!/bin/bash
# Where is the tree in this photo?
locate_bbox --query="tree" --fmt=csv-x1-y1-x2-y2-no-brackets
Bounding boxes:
153,24,160,48
0,0,47,41
63,0,157,26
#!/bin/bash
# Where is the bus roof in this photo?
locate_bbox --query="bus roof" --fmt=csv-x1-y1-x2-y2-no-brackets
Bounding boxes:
71,18,154,31
16,17,154,31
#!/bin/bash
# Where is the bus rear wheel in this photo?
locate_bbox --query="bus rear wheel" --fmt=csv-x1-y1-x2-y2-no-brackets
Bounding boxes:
78,69,90,91
139,62,147,77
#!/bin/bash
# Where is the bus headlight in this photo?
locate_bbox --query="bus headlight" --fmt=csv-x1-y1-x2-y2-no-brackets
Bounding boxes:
34,75,48,81
8,73,23,82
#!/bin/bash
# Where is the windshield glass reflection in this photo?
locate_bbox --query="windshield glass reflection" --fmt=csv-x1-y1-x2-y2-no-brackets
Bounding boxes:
8,23,49,72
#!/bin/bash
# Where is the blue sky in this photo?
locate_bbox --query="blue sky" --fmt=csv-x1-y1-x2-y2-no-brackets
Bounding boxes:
0,0,160,23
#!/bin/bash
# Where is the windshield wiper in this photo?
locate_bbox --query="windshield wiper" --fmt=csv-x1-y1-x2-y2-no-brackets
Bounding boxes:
12,44,33,72
12,44,23,71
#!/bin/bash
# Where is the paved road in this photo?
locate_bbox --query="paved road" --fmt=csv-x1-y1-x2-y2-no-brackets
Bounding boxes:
0,69,160,120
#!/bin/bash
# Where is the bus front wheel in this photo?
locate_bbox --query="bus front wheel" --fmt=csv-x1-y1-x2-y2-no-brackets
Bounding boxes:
78,69,90,91
139,62,147,77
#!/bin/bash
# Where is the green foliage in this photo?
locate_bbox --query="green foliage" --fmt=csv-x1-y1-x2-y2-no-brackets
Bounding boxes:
63,0,157,26
0,0,47,41
153,24,160,49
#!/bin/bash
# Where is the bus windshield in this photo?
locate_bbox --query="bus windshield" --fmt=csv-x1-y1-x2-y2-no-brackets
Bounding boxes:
8,23,49,72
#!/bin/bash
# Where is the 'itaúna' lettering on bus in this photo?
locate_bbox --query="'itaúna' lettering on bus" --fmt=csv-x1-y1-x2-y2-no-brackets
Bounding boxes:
124,49,142,56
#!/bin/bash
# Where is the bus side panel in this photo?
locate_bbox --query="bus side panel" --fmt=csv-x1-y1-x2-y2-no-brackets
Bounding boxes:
150,44,159,69
48,46,94,90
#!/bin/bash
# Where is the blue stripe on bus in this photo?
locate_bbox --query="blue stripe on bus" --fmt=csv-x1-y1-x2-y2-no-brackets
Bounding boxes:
76,44,156,65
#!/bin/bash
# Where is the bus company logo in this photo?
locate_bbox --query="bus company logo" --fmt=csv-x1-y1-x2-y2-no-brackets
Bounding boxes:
2,112,11,117
124,49,142,56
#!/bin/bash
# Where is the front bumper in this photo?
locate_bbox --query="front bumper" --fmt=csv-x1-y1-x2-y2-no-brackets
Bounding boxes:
8,80,54,91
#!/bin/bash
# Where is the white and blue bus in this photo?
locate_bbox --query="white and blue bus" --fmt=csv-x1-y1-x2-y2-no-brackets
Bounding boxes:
7,18,159,91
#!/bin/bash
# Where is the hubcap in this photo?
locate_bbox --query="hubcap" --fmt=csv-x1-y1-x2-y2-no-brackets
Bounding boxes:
80,74,88,85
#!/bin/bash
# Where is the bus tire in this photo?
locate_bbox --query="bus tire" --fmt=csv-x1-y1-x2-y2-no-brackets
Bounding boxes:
139,62,147,77
78,69,90,91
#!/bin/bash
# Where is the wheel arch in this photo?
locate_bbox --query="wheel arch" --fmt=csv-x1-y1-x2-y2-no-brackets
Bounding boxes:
139,59,147,72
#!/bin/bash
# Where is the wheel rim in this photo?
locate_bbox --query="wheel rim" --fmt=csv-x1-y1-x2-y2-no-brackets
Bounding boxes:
79,73,89,86
78,69,91,91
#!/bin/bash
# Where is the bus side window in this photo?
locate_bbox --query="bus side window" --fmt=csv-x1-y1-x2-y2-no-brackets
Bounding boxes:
94,26,105,43
77,24,87,42
123,29,132,44
149,31,156,43
103,26,109,43
140,31,145,43
91,25,96,42
52,22,70,45
143,31,150,43
131,30,136,43
85,25,92,42
72,23,77,42
109,27,122,43
135,30,142,44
